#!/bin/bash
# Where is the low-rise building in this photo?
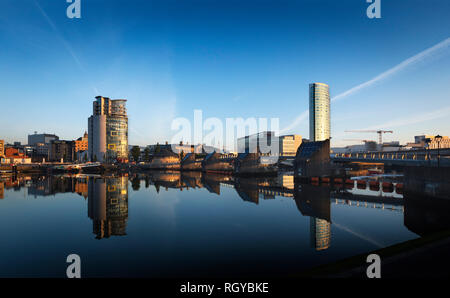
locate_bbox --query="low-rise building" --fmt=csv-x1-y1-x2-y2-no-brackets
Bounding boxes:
1,147,31,164
75,132,88,152
408,135,450,150
237,132,302,156
279,135,302,156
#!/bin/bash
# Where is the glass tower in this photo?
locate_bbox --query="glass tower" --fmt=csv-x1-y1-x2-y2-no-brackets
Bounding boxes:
88,96,128,163
309,83,330,141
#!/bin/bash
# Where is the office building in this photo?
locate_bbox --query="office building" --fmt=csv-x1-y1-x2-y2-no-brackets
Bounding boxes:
28,133,59,146
28,133,59,159
88,96,128,163
237,131,278,155
0,140,4,157
279,135,302,156
237,132,302,157
309,83,330,142
49,140,75,162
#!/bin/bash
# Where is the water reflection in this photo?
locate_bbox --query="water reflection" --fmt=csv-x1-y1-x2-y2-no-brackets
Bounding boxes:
294,184,331,251
3,172,450,242
88,176,128,239
2,171,450,277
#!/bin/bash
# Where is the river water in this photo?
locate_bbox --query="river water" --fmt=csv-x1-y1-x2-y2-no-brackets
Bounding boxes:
1,171,446,278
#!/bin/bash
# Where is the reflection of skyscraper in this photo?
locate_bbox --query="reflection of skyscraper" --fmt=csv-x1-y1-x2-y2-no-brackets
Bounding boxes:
294,184,332,251
310,218,331,251
88,176,128,239
309,83,330,142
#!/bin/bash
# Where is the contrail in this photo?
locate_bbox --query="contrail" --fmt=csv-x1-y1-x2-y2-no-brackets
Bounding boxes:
332,37,450,102
280,110,308,133
333,222,385,248
33,0,99,94
281,37,450,133
364,105,450,130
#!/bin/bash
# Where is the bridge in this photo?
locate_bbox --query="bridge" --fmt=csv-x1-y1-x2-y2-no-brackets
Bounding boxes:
331,148,450,167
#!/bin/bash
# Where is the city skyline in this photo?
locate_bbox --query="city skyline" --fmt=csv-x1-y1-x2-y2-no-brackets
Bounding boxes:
1,0,449,147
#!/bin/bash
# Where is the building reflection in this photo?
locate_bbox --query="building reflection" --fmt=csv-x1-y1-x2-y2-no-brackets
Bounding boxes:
9,171,450,250
404,194,450,237
26,175,88,198
88,176,128,239
0,181,4,199
294,184,331,251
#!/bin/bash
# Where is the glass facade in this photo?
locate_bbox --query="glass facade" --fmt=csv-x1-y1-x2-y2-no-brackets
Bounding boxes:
89,96,128,163
106,116,128,161
309,83,330,142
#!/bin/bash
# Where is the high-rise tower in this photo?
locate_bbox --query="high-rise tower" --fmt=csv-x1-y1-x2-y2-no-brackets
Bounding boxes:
309,83,330,141
88,96,128,163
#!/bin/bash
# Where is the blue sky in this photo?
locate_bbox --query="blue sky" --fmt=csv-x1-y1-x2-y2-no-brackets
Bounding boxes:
0,0,449,147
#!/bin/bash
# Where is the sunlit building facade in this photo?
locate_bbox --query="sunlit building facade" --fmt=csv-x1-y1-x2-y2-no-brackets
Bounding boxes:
309,83,330,142
75,132,88,152
0,140,4,158
88,96,128,163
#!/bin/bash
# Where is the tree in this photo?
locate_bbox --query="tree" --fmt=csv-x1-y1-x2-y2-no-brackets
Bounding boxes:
131,177,140,191
155,143,161,154
179,150,185,161
92,154,97,162
144,147,150,162
83,154,88,163
131,146,141,162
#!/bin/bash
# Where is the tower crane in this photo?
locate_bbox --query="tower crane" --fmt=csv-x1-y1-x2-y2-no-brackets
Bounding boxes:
345,130,393,145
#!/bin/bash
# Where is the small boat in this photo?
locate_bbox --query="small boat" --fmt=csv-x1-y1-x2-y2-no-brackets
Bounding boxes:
368,168,383,175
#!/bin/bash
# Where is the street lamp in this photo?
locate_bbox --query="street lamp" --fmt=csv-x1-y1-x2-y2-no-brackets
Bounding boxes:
424,138,431,166
435,135,443,168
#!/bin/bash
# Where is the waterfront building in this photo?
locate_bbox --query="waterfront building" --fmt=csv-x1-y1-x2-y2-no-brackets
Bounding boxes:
237,131,275,154
294,139,330,177
309,83,330,142
49,140,75,162
279,135,302,156
407,135,450,150
2,147,31,164
75,132,88,152
237,132,302,157
28,133,59,146
28,133,59,159
0,140,4,157
88,96,128,163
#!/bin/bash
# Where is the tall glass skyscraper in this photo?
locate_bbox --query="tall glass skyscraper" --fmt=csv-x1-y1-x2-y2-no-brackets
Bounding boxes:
309,83,330,141
88,96,128,163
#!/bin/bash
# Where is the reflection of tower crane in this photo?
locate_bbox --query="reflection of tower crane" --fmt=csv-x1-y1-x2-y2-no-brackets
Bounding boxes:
345,130,393,145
